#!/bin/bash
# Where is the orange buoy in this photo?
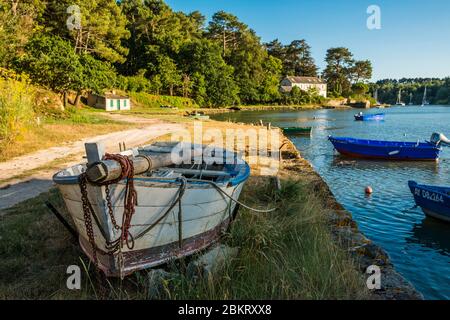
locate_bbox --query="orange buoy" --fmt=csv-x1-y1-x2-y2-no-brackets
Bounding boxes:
365,186,373,195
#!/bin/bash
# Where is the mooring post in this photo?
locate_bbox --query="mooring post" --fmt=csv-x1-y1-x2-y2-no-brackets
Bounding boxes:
85,142,105,165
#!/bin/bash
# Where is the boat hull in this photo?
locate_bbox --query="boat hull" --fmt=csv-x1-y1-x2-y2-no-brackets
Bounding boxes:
282,127,312,135
408,181,450,223
329,136,441,161
57,178,246,276
354,114,384,121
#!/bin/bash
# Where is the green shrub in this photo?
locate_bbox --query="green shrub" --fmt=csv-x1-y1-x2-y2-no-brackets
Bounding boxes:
129,92,199,109
0,78,35,144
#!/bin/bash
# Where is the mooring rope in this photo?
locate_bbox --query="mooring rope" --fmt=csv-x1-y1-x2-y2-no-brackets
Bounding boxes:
78,157,277,280
187,178,278,213
133,176,187,241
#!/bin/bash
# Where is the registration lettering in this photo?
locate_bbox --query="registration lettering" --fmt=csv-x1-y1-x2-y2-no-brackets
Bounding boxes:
416,188,444,203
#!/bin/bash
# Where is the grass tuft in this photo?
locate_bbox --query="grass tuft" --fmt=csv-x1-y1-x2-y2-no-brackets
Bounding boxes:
0,175,368,300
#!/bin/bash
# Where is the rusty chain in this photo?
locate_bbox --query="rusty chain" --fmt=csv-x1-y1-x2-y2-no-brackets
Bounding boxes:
78,154,137,279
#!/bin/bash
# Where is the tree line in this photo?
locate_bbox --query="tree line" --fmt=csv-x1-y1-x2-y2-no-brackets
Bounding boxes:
0,0,373,108
373,78,450,105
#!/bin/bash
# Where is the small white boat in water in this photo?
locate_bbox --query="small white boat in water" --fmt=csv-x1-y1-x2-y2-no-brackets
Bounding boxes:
421,86,430,107
53,142,250,277
395,89,406,106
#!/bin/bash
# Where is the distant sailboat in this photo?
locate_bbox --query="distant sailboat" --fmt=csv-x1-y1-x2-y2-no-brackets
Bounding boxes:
408,93,414,105
395,89,406,106
421,86,430,107
373,89,381,106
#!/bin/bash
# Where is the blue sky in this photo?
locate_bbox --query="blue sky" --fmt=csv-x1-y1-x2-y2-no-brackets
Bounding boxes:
165,0,450,81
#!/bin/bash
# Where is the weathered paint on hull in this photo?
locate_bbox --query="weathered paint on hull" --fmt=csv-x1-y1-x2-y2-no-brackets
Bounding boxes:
78,217,232,277
57,179,244,276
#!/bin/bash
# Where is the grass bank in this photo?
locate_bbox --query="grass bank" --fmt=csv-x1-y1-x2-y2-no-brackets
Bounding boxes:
0,171,368,300
0,120,370,300
0,106,136,162
0,77,137,162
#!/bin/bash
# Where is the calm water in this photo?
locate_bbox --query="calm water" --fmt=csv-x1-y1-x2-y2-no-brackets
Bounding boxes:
213,106,450,300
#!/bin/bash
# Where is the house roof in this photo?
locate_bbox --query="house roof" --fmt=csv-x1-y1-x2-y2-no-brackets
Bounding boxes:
104,94,129,99
285,76,326,84
90,92,129,99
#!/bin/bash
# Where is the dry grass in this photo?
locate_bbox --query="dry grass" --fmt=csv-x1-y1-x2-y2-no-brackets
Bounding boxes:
0,175,368,300
162,177,369,300
0,121,133,162
0,117,369,300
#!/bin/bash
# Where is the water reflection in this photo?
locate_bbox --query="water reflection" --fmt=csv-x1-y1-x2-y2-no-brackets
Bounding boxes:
329,156,441,174
408,218,450,257
212,106,450,300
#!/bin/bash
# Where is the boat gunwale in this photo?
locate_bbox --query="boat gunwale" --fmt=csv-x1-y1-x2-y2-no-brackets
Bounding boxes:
408,181,450,223
329,136,442,150
53,162,251,187
408,181,450,199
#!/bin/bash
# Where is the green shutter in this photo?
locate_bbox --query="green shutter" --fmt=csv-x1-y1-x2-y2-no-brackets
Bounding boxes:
110,99,114,109
117,100,121,110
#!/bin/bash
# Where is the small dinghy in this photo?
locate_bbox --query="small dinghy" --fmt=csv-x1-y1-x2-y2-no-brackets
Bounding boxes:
408,181,450,223
354,112,385,121
328,133,446,161
53,142,250,277
281,127,312,136
187,113,210,120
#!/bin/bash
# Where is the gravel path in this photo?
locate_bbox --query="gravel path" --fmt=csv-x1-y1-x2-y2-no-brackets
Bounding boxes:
0,119,186,211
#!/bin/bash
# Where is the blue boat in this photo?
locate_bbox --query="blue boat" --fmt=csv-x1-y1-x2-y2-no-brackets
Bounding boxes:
354,112,385,121
408,181,450,223
328,136,442,161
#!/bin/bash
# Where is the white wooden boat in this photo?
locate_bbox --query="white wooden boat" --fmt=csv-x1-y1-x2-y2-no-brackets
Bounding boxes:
53,142,250,277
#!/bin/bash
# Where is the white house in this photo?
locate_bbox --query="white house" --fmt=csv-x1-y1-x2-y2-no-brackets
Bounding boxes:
87,92,131,111
280,76,327,98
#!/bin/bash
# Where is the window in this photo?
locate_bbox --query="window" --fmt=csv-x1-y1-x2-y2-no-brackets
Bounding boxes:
124,100,127,108
110,99,114,109
117,100,121,110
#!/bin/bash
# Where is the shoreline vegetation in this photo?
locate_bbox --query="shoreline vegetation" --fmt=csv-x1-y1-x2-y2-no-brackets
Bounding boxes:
0,117,422,300
0,0,434,300
0,82,366,163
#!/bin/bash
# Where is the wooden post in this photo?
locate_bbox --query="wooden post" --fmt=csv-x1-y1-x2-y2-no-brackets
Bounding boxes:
276,176,282,191
85,142,105,166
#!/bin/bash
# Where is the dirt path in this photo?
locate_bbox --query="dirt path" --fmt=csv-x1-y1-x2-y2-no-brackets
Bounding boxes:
0,118,186,211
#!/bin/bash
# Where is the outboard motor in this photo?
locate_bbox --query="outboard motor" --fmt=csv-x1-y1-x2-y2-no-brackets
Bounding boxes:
430,132,450,146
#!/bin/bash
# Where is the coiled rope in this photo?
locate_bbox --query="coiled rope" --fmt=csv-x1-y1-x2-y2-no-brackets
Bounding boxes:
187,178,278,213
